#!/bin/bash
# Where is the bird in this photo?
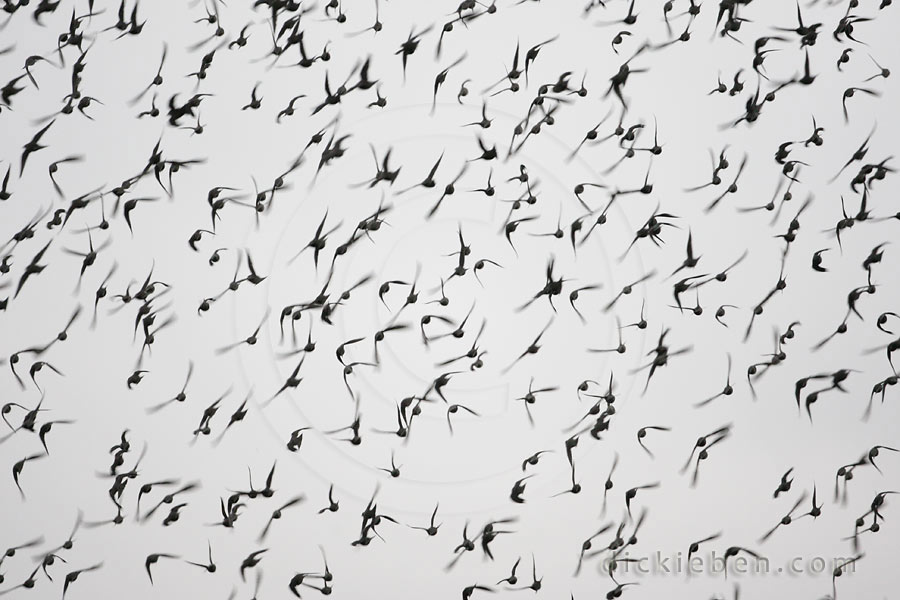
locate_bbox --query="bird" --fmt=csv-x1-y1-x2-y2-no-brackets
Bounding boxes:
20,120,55,175
145,553,179,584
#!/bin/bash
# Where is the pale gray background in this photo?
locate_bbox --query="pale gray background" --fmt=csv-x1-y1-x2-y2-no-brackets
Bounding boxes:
0,0,899,599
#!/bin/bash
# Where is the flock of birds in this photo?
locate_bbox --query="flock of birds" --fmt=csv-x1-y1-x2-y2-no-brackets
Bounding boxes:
0,0,898,598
